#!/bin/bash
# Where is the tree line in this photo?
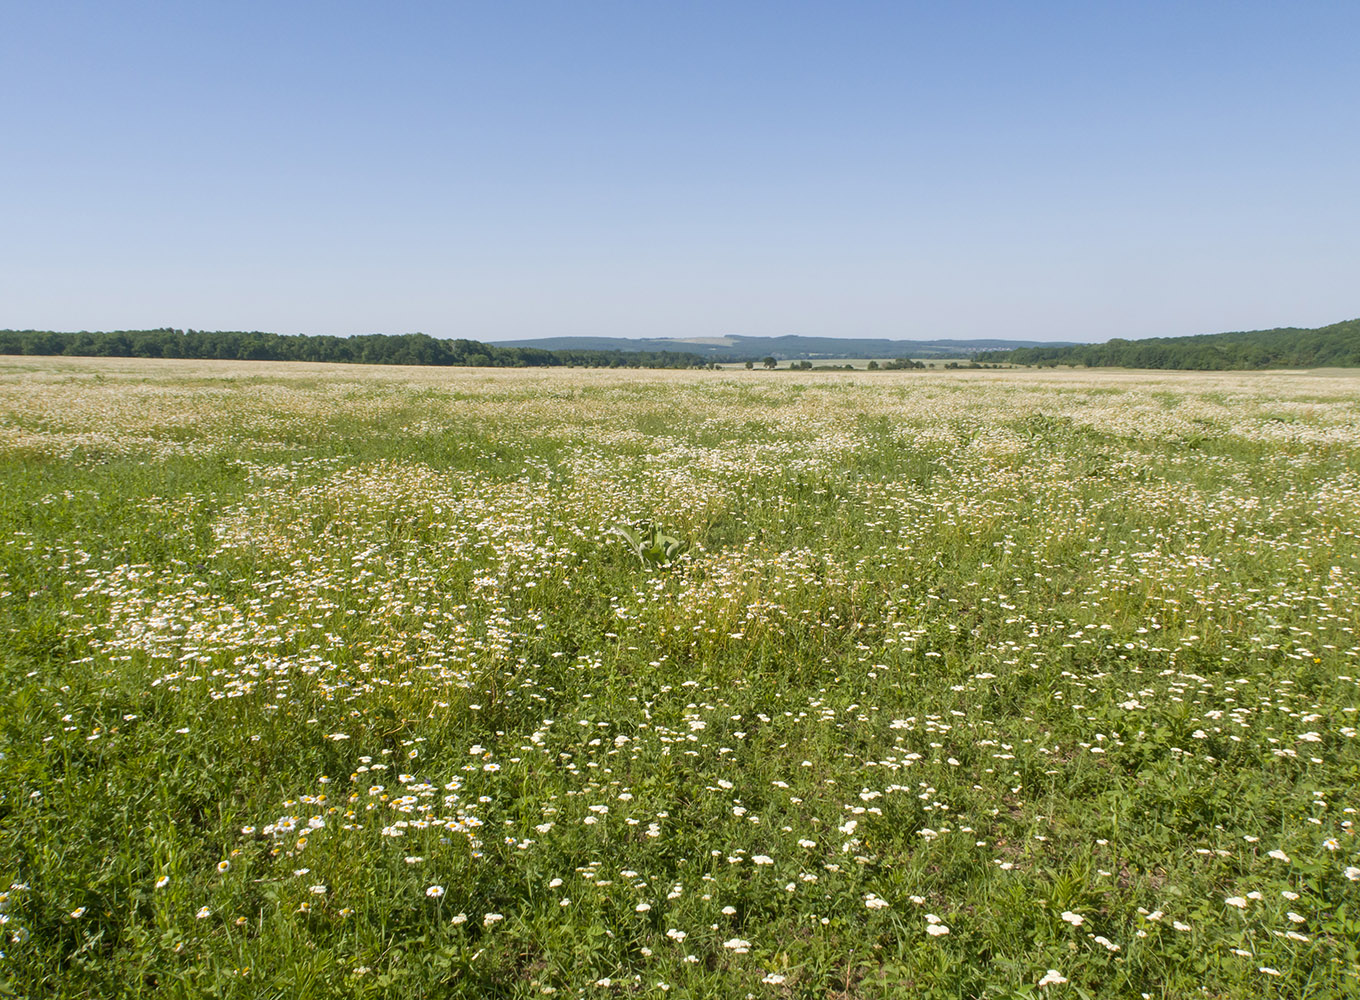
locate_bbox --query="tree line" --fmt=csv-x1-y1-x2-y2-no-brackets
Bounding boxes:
0,328,709,370
979,318,1360,370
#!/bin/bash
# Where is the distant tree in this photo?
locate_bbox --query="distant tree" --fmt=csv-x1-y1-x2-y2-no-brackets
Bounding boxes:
977,317,1360,371
762,356,777,369
866,360,879,370
744,360,754,370
0,329,712,370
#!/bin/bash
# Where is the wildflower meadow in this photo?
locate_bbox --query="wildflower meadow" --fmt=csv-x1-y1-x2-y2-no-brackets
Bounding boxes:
2,356,1358,998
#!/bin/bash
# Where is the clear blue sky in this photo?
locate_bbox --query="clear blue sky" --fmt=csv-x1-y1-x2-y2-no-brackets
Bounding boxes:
3,1,1357,343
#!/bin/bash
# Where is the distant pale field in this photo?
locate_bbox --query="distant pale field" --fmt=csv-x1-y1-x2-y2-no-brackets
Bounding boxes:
2,356,1358,998
5,355,1360,460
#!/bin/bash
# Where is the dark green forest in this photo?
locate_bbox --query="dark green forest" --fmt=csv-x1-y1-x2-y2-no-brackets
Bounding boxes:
980,318,1360,370
9,320,1359,372
0,328,707,369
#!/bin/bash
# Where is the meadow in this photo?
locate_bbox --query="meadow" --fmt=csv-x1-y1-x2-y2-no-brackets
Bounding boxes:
1,356,1358,999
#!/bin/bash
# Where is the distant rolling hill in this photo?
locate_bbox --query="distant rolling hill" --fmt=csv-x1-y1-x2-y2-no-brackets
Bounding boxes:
979,318,1360,370
488,334,1073,361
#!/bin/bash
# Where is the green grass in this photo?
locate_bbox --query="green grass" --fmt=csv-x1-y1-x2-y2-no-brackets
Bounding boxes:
1,358,1359,998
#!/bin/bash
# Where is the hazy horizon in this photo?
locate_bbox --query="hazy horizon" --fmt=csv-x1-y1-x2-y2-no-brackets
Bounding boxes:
3,2,1357,343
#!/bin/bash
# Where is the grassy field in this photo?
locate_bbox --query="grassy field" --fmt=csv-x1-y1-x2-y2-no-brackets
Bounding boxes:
2,356,1358,999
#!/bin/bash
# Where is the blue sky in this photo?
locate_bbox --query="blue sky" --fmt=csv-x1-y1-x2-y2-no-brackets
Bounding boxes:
3,1,1357,343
